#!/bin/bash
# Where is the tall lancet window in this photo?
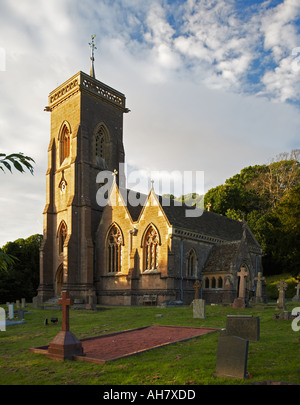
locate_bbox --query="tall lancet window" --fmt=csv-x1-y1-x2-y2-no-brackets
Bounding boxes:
94,125,109,169
60,125,70,164
107,225,123,273
58,221,67,254
144,226,159,271
187,249,197,277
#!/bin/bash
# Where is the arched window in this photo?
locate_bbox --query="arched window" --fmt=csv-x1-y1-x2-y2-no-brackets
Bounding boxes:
217,276,223,289
187,249,197,277
144,226,159,271
60,125,70,164
211,277,216,289
107,225,123,273
58,221,67,254
94,124,109,169
205,277,210,289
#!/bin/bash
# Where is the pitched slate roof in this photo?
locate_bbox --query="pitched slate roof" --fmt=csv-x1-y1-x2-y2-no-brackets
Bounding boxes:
202,242,241,273
118,187,261,248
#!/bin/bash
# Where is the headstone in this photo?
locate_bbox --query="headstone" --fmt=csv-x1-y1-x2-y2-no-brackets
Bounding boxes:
32,296,38,309
276,280,287,310
16,300,20,309
0,307,6,331
292,283,300,302
193,299,206,319
224,315,260,342
8,304,14,319
46,290,85,361
17,308,24,320
215,335,249,379
254,272,265,303
85,289,96,310
21,298,26,308
232,266,248,309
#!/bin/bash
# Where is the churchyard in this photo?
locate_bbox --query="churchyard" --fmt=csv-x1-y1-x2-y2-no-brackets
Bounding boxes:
0,299,299,385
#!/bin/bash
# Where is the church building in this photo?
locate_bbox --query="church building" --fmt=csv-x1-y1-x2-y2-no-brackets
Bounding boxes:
37,45,264,306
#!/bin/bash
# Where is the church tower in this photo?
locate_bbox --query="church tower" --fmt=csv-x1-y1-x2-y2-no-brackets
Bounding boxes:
38,41,129,302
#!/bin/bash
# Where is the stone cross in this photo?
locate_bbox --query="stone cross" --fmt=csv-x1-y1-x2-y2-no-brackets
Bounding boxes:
59,290,73,332
237,266,248,299
112,169,118,183
276,280,287,310
254,272,265,300
206,202,211,211
193,280,201,300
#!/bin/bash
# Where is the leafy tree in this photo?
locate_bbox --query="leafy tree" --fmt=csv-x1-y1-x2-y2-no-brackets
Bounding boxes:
0,152,35,174
0,234,42,302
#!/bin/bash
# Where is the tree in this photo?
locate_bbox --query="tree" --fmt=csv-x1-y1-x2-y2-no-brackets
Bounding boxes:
0,151,36,272
0,234,42,302
0,152,35,174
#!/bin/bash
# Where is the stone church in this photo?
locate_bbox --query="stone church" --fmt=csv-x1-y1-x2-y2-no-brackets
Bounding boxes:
37,60,264,306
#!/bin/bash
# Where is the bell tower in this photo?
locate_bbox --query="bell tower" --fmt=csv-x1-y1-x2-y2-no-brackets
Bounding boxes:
38,40,129,302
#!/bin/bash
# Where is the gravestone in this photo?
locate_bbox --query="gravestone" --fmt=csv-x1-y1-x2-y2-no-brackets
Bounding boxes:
232,266,248,309
193,280,201,300
8,304,14,319
193,299,206,319
292,283,300,302
46,290,85,361
224,315,260,342
215,315,260,379
21,298,26,308
215,335,249,379
17,308,24,320
276,280,287,310
16,300,20,309
0,307,5,331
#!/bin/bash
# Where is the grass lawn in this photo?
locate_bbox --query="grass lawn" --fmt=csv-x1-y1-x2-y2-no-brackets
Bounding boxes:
0,302,299,386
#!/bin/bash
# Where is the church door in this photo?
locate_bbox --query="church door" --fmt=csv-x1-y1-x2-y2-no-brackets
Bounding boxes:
55,264,63,296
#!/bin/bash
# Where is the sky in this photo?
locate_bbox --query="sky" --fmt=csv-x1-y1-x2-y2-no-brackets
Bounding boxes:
0,0,300,247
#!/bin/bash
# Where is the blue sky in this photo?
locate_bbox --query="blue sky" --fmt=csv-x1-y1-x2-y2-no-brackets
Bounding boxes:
0,0,300,246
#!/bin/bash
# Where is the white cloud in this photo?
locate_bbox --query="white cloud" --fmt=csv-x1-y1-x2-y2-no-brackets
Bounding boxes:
0,0,299,247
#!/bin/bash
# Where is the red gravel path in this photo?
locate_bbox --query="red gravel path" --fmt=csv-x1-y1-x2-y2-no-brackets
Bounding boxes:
78,325,218,363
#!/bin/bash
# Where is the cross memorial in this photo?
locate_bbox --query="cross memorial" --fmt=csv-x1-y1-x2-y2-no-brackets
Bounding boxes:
193,280,201,300
232,266,249,309
46,290,85,361
276,280,287,310
254,272,265,303
193,280,206,319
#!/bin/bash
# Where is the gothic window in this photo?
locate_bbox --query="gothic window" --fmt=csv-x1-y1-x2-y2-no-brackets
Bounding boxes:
187,249,197,277
205,277,210,289
58,221,67,254
94,124,109,169
60,125,70,164
217,276,223,289
144,226,159,271
211,277,216,289
107,225,123,273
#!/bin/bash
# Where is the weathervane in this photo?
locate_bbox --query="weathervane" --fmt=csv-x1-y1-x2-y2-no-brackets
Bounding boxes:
89,34,97,78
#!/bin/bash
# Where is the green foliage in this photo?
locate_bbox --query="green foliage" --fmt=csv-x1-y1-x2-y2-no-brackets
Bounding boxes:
204,151,300,276
0,152,35,174
0,234,42,302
